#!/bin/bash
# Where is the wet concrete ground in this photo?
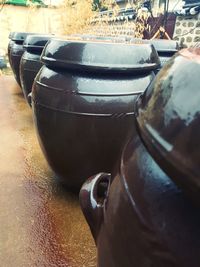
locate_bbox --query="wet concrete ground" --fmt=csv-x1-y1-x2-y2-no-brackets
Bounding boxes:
0,75,96,267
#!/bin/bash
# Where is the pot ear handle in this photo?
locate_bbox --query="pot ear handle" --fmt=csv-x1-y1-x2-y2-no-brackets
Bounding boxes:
79,173,111,243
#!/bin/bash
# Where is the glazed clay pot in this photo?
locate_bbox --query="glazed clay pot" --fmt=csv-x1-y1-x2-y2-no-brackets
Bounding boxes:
32,39,160,189
9,32,37,86
80,48,200,267
131,38,179,70
147,39,179,68
20,34,53,105
136,47,200,200
8,32,14,66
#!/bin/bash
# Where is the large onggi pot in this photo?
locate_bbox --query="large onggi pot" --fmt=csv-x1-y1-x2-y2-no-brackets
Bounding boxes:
9,32,37,86
20,34,53,105
32,39,160,189
136,47,200,200
80,48,200,267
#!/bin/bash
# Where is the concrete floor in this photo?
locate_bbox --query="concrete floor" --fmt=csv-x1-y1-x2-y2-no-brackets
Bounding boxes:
0,75,96,267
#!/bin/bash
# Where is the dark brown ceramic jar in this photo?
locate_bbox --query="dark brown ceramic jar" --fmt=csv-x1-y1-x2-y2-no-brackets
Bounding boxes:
147,39,179,68
136,47,200,200
20,34,53,105
8,32,14,66
80,48,200,267
32,39,160,190
131,38,179,71
9,32,37,86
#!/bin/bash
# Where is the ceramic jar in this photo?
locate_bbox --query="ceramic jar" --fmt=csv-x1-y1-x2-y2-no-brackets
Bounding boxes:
20,34,53,105
136,47,200,200
147,39,179,68
9,32,36,86
8,32,14,66
32,39,160,189
80,48,200,267
131,38,179,71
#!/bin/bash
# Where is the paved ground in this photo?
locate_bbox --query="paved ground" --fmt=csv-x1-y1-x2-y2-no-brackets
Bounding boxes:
0,75,96,267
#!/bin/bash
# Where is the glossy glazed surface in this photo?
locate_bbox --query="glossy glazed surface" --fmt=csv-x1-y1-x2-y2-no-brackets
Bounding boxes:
136,48,200,198
11,32,37,42
9,32,39,86
20,51,43,104
32,68,154,189
131,38,179,68
80,48,200,267
10,42,24,86
0,75,96,267
23,34,53,53
8,39,14,66
20,35,53,105
32,40,159,189
81,131,200,267
41,39,160,72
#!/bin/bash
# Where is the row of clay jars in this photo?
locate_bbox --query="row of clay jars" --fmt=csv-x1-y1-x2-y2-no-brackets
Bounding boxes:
80,48,200,267
8,32,37,86
9,33,129,104
20,34,53,105
8,31,53,89
8,32,179,191
8,31,179,101
8,32,128,92
30,37,178,190
19,35,133,106
21,36,178,107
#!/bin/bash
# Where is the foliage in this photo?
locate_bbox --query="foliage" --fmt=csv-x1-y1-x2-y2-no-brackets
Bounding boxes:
135,8,150,38
93,0,101,10
92,0,117,11
59,0,95,34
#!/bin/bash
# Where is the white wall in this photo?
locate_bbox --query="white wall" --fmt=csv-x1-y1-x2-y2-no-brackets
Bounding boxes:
0,5,63,52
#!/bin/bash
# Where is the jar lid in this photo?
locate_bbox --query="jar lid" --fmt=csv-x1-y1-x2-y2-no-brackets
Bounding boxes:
135,48,200,198
131,38,179,53
41,38,160,73
23,34,54,52
11,32,39,43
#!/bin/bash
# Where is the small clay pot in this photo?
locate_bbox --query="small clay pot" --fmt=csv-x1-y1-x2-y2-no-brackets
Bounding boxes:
9,32,37,86
80,48,200,267
20,34,53,105
32,38,160,190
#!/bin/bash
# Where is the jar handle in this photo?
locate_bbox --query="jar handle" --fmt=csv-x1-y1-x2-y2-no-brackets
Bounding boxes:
79,172,111,243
